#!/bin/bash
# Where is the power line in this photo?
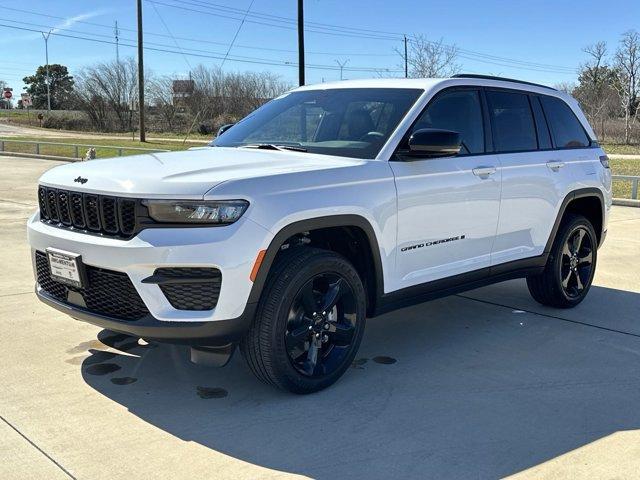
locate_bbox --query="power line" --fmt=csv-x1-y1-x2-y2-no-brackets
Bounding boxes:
144,0,403,41
0,23,404,73
156,0,577,72
149,0,192,70
220,0,255,68
0,4,578,73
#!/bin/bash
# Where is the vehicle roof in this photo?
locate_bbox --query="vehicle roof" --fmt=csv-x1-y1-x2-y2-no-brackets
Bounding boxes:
293,76,564,98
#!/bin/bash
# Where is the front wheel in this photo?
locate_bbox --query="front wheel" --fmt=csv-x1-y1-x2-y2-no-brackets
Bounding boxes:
527,214,597,308
240,248,367,394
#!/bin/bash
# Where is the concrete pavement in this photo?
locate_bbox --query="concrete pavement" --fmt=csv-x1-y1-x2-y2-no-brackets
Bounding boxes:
1,155,639,480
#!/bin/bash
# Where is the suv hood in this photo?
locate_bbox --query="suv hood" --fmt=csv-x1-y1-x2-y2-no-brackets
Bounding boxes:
39,147,363,198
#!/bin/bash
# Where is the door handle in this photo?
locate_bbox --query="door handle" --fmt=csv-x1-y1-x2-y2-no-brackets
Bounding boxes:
472,166,497,178
546,160,565,171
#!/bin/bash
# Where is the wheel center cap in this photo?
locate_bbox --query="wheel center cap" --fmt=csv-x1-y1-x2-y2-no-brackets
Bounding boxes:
570,256,578,268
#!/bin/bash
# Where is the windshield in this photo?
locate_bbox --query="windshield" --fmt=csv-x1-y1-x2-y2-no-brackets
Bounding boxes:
214,88,423,159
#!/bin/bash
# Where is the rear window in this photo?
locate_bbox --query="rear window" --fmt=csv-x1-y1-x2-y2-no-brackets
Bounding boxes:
486,90,537,152
540,96,591,148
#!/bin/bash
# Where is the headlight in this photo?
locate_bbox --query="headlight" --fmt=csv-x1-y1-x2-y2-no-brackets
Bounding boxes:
144,200,249,224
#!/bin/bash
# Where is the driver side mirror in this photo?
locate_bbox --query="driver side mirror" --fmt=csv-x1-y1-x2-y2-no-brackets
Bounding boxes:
217,123,235,137
406,128,461,158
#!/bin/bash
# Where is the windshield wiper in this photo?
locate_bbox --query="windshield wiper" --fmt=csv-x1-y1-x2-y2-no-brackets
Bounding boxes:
240,143,308,152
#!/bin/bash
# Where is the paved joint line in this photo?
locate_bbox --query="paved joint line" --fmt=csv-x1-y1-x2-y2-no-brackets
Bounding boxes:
0,197,37,207
0,291,33,298
0,414,77,480
455,294,640,339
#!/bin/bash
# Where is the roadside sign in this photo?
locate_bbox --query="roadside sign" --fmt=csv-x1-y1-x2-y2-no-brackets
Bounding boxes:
2,90,12,100
20,93,32,106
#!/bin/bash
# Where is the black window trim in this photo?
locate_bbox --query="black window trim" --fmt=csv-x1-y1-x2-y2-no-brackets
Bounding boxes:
529,94,553,150
390,85,599,161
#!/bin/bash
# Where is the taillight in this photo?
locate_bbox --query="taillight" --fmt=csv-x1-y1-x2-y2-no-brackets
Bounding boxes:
599,155,610,169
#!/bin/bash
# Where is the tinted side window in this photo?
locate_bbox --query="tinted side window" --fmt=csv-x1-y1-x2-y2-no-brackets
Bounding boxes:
540,96,590,148
413,89,484,154
486,90,537,152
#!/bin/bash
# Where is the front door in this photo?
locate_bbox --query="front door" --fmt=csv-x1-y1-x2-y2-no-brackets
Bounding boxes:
389,88,501,291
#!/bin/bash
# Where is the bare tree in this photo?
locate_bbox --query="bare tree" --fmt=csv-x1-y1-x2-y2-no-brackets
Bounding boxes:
573,42,620,140
149,76,180,131
75,58,148,132
554,82,576,94
186,65,290,133
397,35,461,78
614,31,640,144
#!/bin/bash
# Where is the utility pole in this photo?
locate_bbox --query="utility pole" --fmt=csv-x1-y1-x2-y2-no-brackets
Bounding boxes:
404,35,408,78
41,30,52,111
297,0,305,86
136,0,146,142
335,59,349,81
114,21,120,63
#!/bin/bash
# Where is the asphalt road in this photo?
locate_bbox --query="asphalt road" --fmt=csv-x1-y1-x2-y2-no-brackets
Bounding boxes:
1,155,639,480
0,120,208,143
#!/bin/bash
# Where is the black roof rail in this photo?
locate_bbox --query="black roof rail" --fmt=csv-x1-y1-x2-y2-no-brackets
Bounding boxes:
451,74,556,91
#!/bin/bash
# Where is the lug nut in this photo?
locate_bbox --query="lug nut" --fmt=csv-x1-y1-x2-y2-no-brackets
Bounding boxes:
308,326,313,330
323,323,330,330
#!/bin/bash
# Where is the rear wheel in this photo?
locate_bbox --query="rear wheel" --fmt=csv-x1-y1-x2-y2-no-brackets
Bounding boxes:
240,247,366,394
527,214,597,308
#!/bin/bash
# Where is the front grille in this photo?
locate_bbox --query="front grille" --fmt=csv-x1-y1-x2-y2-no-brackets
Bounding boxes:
154,267,222,311
38,186,139,239
35,251,149,321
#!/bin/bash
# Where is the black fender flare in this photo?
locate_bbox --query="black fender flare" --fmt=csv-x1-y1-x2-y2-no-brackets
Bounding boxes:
544,187,605,253
246,215,385,308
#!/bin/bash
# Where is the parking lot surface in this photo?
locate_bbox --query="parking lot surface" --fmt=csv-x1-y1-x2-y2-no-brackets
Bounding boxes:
1,155,639,480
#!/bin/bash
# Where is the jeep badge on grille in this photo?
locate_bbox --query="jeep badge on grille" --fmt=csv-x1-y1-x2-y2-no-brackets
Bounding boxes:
74,176,88,184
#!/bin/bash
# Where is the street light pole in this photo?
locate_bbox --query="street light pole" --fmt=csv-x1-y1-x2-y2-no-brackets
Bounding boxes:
335,59,349,81
41,30,52,111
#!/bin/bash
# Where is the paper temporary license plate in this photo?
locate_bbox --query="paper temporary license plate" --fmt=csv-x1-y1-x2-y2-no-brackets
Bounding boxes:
46,248,84,288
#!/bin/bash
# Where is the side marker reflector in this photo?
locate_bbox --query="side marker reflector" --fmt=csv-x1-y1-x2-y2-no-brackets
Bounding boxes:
250,250,266,282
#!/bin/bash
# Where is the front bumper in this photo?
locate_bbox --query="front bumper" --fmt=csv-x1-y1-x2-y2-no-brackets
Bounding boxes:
37,288,255,345
28,211,271,328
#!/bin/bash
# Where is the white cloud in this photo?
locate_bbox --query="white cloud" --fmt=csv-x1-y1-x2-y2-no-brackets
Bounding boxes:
0,9,109,45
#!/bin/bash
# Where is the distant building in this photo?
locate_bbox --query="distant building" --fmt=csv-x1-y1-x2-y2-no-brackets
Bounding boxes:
172,79,195,107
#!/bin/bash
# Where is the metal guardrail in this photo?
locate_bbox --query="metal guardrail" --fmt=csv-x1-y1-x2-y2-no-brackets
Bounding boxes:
612,175,639,200
0,138,170,159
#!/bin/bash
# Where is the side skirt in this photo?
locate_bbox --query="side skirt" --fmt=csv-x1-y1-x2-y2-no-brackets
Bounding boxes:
372,254,546,317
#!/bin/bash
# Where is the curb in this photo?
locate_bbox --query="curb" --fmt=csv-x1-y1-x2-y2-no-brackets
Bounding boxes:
613,198,640,208
0,151,79,162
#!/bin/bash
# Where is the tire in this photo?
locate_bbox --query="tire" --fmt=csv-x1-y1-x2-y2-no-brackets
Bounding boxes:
240,247,367,394
526,214,597,308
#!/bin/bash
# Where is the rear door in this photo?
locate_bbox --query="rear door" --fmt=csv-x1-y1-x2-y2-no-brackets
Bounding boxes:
390,88,501,290
490,90,587,266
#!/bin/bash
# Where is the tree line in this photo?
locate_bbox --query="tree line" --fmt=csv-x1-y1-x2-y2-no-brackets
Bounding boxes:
14,59,290,135
564,31,639,144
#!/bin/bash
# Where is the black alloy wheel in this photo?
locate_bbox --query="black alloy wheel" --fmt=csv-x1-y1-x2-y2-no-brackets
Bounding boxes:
240,247,366,394
560,226,594,299
285,273,357,377
527,214,598,308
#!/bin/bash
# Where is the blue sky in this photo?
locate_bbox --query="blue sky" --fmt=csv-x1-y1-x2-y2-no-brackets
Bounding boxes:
1,0,639,94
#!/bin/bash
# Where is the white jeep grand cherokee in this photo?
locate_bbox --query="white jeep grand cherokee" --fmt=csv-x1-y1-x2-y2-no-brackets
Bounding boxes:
28,75,612,393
